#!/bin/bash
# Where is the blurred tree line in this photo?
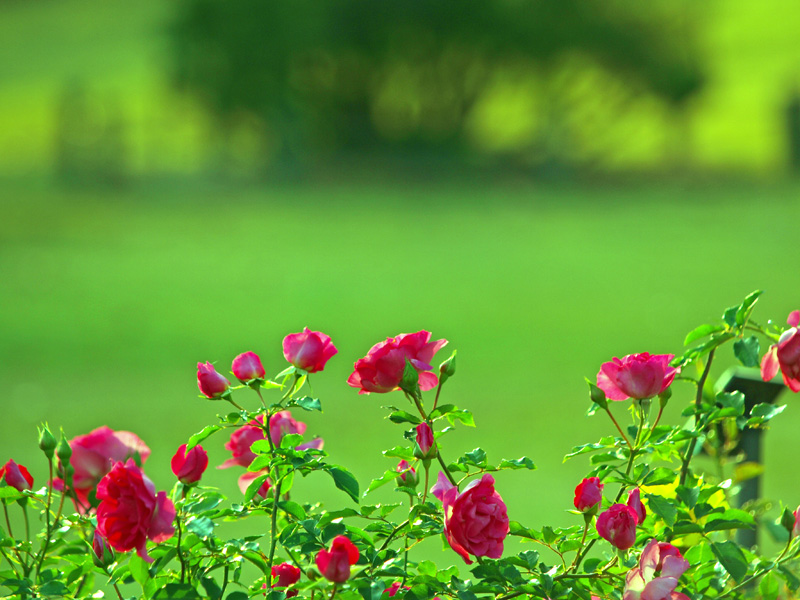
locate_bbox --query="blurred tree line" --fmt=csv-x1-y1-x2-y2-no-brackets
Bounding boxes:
169,0,705,175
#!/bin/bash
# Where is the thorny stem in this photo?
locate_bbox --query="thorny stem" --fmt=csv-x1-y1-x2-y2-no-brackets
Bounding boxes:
113,583,124,600
432,379,444,412
679,349,715,486
22,505,30,544
569,519,590,570
267,478,284,586
651,402,665,431
378,519,410,552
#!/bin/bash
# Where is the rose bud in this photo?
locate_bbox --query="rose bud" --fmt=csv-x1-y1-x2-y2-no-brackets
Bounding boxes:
626,488,646,524
38,424,57,459
232,351,266,383
271,561,301,597
283,328,338,373
170,444,208,485
414,422,436,460
396,460,418,487
596,353,678,401
315,535,359,583
596,504,638,550
92,529,115,568
761,310,800,392
197,362,231,398
0,459,33,491
573,477,603,514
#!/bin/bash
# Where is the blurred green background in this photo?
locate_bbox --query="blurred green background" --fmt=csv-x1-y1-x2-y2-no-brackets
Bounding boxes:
1,0,799,569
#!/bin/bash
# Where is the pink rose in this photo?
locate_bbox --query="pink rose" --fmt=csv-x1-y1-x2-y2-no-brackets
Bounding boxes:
237,471,272,498
316,535,359,583
347,331,448,395
596,504,638,550
415,422,436,459
170,444,209,485
55,426,150,513
269,411,307,446
623,539,690,600
283,328,338,373
627,488,646,524
396,460,418,487
271,561,301,597
761,311,800,392
0,459,33,491
232,351,266,382
197,362,231,398
96,459,175,563
295,437,324,451
432,472,509,564
384,582,410,596
597,353,678,401
574,477,603,513
219,415,267,469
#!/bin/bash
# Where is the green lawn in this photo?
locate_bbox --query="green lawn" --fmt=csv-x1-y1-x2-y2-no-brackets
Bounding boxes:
2,181,799,554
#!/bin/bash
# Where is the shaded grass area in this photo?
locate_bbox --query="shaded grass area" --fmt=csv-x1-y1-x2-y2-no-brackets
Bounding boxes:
1,180,799,565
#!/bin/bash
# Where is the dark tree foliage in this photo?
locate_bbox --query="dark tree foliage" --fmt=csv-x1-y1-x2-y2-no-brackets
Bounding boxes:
170,0,705,162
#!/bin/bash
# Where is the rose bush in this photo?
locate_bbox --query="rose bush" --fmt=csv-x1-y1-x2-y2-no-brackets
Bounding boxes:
4,292,800,600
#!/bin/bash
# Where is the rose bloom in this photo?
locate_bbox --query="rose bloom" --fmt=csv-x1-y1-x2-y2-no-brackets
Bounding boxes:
761,310,800,392
432,472,509,564
283,328,338,373
623,539,690,600
597,353,677,401
269,411,307,446
170,444,208,485
55,426,150,513
197,362,231,398
596,504,638,550
347,331,448,394
232,351,266,382
219,415,267,469
271,561,301,597
0,459,33,492
574,477,603,513
96,459,175,563
316,535,359,583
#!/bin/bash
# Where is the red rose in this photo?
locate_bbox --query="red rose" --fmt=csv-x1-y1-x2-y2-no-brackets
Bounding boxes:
414,422,436,459
574,477,603,513
315,535,359,583
347,331,447,394
54,426,150,513
627,488,646,524
170,443,208,485
271,561,301,597
761,310,800,392
597,353,677,401
96,459,175,563
0,459,33,491
232,351,266,382
384,582,410,596
432,472,509,564
596,504,638,550
197,362,231,398
219,415,267,469
283,328,338,373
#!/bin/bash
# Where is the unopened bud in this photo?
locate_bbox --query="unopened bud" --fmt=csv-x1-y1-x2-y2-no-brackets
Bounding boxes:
56,430,72,463
396,460,418,488
38,424,57,459
413,422,436,460
399,359,421,399
439,351,457,385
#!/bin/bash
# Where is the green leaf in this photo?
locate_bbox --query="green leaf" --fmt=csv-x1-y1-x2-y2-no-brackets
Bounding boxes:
508,521,537,539
445,408,475,427
327,465,360,503
760,572,780,600
675,485,699,508
778,565,800,592
736,290,763,325
746,403,786,427
365,469,400,495
186,516,216,538
225,593,250,600
388,411,422,425
460,448,487,467
129,553,151,587
734,336,761,367
723,306,739,328
278,501,306,520
0,488,22,501
186,425,223,450
711,541,748,582
496,457,536,470
645,494,677,527
294,396,322,411
644,467,676,486
244,473,270,502
382,446,414,460
684,323,726,346
152,583,202,599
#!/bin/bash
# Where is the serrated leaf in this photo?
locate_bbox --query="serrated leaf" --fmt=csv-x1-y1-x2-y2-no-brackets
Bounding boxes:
186,425,222,450
294,396,322,411
327,465,359,503
760,572,780,600
382,446,415,460
711,541,748,582
128,553,151,587
497,457,536,470
734,336,760,367
746,403,786,427
736,290,763,325
445,408,475,427
365,469,399,495
508,521,536,539
244,473,271,502
388,411,422,425
723,306,739,327
186,516,216,538
278,501,306,520
684,323,725,346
